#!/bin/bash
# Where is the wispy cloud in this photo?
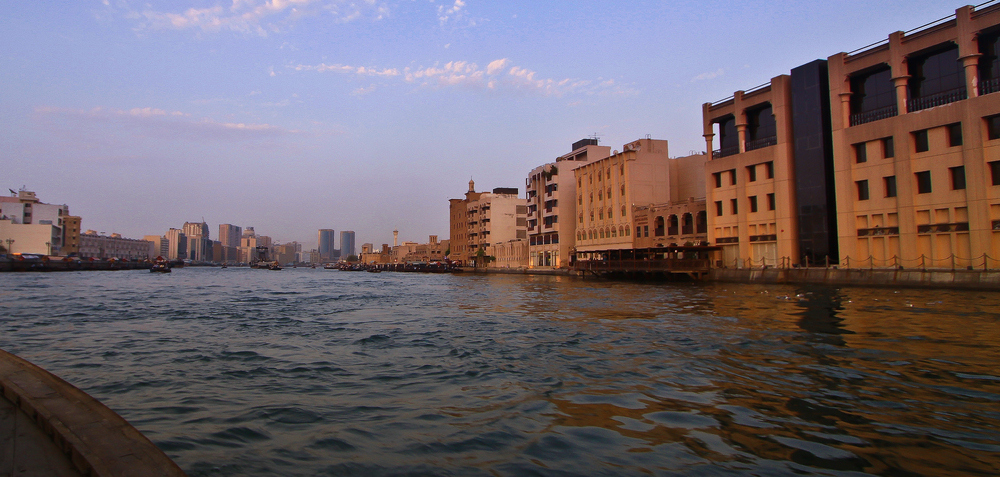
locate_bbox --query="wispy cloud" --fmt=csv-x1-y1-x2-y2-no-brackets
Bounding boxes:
116,0,391,36
33,106,298,141
291,57,628,97
437,0,465,25
691,68,724,82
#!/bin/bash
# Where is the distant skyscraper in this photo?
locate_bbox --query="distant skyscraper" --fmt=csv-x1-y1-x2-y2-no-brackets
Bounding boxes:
340,231,356,258
318,229,335,261
165,228,187,260
219,224,241,248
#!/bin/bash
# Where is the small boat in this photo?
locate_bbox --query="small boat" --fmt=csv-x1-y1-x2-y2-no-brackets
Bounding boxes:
150,256,171,273
268,262,283,271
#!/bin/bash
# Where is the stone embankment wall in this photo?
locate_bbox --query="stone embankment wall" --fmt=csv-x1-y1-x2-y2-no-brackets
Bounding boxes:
709,268,1000,291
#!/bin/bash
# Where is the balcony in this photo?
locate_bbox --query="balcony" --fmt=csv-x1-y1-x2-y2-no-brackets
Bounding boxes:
981,77,1000,96
907,87,967,113
744,136,776,152
850,104,898,126
712,145,739,159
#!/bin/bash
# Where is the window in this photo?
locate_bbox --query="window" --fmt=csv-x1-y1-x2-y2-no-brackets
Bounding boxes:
635,226,641,237
988,114,1000,140
990,160,1000,185
849,66,895,124
914,129,929,153
578,195,582,205
621,206,626,217
947,123,963,147
883,137,894,158
747,165,757,182
854,143,867,163
884,176,897,198
916,170,932,194
729,169,737,185
730,198,738,215
643,226,649,237
745,104,776,151
767,193,776,211
765,161,774,179
749,195,758,213
715,201,723,216
607,207,613,219
713,172,722,188
950,166,966,190
907,45,965,111
856,180,869,201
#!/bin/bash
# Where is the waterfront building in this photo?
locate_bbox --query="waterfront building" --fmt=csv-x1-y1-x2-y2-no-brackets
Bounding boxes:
165,228,187,260
525,139,611,268
78,231,151,259
448,180,482,266
0,189,70,255
828,4,1000,269
486,239,529,269
318,229,336,262
143,235,168,258
183,221,211,262
340,231,356,259
273,243,298,264
575,138,699,256
62,216,81,256
702,71,819,268
238,228,258,263
455,182,527,266
393,235,449,263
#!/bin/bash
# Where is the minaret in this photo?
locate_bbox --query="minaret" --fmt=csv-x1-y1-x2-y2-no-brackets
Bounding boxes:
468,178,475,193
393,229,399,247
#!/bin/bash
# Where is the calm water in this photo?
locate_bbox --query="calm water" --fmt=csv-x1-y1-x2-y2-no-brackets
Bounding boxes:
1,268,998,476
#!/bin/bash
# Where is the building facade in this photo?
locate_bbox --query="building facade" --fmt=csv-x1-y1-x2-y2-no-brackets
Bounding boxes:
340,231,356,259
78,231,152,259
318,229,336,261
525,139,611,268
829,4,1000,269
0,190,70,255
448,180,482,265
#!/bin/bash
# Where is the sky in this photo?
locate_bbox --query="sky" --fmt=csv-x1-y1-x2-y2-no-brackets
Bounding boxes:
0,0,970,249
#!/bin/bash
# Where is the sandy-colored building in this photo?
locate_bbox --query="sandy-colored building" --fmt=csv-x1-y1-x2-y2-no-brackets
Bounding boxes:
0,190,70,255
525,139,610,268
78,231,151,259
703,73,808,268
449,180,526,266
829,4,1000,269
392,236,450,263
575,138,703,256
62,216,81,256
486,239,529,268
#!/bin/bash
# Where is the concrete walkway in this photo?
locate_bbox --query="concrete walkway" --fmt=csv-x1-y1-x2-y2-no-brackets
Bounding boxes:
0,349,186,477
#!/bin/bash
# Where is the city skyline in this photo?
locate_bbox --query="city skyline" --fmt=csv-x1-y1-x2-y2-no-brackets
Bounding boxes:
1,0,964,248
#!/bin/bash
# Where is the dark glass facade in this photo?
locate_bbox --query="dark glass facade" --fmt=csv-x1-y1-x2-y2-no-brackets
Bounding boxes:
850,66,894,115
791,59,838,265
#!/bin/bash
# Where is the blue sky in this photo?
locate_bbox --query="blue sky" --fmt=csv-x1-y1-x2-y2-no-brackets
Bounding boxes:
1,0,965,249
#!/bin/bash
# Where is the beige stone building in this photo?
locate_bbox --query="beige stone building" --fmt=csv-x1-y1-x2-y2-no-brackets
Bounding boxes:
486,239,529,268
575,139,704,257
449,180,527,266
829,4,1000,269
78,231,152,259
525,139,610,268
392,235,450,263
703,75,802,268
0,190,70,255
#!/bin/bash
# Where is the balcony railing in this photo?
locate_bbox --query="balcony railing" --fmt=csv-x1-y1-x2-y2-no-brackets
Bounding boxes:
712,145,739,159
908,87,967,112
744,135,777,152
980,77,1000,96
850,104,898,126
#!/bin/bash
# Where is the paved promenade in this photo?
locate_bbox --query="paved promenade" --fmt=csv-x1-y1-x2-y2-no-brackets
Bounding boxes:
0,349,186,477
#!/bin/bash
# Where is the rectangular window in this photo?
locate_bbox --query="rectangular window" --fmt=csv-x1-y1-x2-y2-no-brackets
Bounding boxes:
765,161,774,179
991,160,1000,185
747,165,757,182
950,165,966,190
854,142,867,163
729,169,737,185
749,195,758,213
715,200,723,216
644,226,649,237
767,193,775,211
883,137,894,158
916,170,932,194
947,123,963,147
884,176,897,197
988,114,1000,140
913,129,929,152
713,172,722,188
856,180,869,201
730,198,738,215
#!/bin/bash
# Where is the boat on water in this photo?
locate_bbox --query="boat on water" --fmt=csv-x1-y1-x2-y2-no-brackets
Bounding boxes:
150,256,171,273
268,262,283,270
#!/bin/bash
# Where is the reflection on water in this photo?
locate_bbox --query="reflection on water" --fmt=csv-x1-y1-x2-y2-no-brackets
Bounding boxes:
0,269,998,476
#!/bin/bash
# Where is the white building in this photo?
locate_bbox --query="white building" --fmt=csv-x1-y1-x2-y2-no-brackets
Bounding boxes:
0,189,70,255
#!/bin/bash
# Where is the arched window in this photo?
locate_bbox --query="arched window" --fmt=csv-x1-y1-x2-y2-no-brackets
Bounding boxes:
625,227,630,236
606,187,611,198
607,207,613,219
612,228,617,237
620,185,625,196
682,213,694,235
655,216,666,236
578,213,583,223
598,190,603,200
599,209,604,220
697,210,707,234
599,229,604,239
606,168,611,179
621,206,627,217
667,215,678,236
620,165,624,176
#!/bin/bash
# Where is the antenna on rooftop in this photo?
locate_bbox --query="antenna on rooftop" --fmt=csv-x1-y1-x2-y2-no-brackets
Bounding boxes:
589,132,601,144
